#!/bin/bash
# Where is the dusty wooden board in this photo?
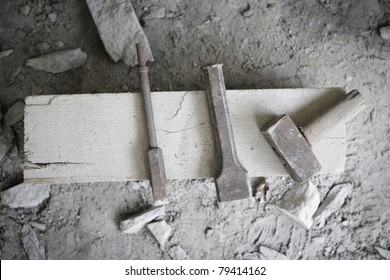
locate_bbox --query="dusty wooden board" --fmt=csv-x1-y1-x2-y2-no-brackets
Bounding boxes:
24,88,346,184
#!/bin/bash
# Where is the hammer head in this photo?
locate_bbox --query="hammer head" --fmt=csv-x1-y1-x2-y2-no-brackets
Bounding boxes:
261,115,321,182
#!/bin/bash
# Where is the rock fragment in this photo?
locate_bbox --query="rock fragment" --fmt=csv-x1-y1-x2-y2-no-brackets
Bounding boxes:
168,245,187,260
26,48,87,74
142,6,166,21
0,125,15,161
15,29,26,40
86,0,153,66
0,184,50,209
4,101,25,126
147,220,172,250
375,247,390,260
379,25,390,41
19,5,31,16
0,49,13,59
48,13,57,23
120,205,165,234
259,246,287,260
276,181,320,229
21,224,46,260
313,182,353,227
242,252,262,260
29,221,47,231
36,42,51,53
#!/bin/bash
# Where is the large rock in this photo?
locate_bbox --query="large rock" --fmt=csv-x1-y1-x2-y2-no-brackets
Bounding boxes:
4,100,24,126
86,0,153,66
26,48,87,73
120,205,165,234
276,181,320,229
313,182,353,227
0,184,50,208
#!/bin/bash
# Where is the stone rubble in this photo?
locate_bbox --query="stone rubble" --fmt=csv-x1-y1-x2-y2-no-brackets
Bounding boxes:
168,245,187,260
86,0,153,66
379,25,390,41
0,125,15,161
0,184,50,209
29,221,47,231
0,49,13,59
21,224,46,260
120,205,165,234
142,6,166,21
19,5,31,16
26,48,87,74
276,181,320,229
146,220,172,251
313,182,353,227
375,247,390,260
4,100,24,126
259,246,287,260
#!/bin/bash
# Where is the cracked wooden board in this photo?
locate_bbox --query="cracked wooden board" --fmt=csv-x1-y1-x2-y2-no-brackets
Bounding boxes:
24,88,346,184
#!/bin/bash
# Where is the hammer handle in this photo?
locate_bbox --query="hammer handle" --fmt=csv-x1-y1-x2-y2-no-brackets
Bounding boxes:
301,89,367,146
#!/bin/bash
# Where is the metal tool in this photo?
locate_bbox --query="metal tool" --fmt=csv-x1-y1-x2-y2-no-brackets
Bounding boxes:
203,64,251,202
136,43,167,201
261,89,367,182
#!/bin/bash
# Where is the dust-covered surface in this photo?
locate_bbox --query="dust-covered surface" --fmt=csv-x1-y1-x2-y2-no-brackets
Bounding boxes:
0,0,389,259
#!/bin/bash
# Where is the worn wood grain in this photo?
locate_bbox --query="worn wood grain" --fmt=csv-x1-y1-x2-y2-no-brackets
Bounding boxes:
24,88,347,184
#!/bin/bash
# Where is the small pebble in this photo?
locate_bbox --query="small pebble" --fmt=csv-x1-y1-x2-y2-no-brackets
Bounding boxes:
48,13,57,23
379,25,390,41
36,42,51,53
19,5,31,16
15,29,26,40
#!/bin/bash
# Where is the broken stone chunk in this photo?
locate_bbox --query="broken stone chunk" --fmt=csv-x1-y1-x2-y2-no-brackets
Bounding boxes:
48,13,57,23
276,181,320,229
0,184,50,208
86,0,153,66
19,5,31,16
26,48,87,74
36,42,51,53
21,224,46,260
15,29,27,40
259,246,287,260
29,221,47,231
168,245,187,260
0,49,13,59
147,220,172,250
120,205,165,234
375,247,390,260
0,125,15,161
142,6,166,21
313,182,353,227
4,100,24,126
379,25,390,41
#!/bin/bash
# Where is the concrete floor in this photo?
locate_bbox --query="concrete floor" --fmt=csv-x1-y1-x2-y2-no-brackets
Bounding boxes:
0,0,389,259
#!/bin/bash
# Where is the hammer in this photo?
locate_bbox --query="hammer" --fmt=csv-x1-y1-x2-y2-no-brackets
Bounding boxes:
261,89,367,182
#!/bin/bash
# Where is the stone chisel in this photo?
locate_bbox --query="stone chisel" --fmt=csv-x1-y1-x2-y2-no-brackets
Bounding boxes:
136,43,167,202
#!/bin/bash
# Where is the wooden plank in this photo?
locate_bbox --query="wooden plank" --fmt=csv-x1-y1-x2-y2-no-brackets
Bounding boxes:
24,88,346,184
